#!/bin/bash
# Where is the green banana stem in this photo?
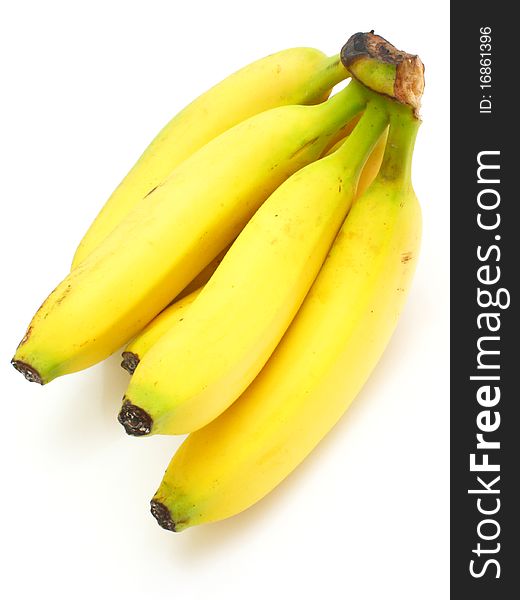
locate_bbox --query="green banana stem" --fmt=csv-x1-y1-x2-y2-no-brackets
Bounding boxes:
340,32,424,116
330,96,389,180
307,53,350,98
379,104,420,184
319,79,369,129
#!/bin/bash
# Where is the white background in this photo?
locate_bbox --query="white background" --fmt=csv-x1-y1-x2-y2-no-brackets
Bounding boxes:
0,1,449,598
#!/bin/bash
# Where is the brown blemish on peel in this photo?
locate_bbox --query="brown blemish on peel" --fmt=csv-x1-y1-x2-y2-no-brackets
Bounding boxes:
55,284,72,306
401,251,413,263
17,326,32,348
144,185,159,199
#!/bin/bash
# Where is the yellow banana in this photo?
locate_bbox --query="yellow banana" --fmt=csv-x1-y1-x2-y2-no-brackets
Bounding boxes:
121,124,387,378
72,49,348,267
121,287,201,375
150,101,422,531
12,80,368,385
119,98,389,436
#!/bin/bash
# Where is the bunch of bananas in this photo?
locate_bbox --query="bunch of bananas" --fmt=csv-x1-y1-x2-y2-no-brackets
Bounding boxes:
12,32,425,532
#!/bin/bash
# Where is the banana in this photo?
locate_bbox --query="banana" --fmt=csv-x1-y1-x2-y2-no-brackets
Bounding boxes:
119,97,389,436
150,100,422,531
149,33,426,531
119,123,386,377
72,49,348,267
121,288,201,375
12,80,368,385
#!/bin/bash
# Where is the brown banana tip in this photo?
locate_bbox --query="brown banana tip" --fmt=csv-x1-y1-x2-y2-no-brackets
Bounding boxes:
11,359,43,385
121,351,140,374
340,31,424,114
117,398,152,436
150,499,178,532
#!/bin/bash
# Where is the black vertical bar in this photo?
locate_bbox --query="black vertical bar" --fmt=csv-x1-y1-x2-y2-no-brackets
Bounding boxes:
451,3,519,597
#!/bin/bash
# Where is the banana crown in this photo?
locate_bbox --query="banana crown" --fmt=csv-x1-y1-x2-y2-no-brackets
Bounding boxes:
341,31,424,117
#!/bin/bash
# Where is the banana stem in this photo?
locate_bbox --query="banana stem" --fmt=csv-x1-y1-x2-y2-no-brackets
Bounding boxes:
330,97,389,180
295,54,349,105
378,104,420,184
319,79,369,130
321,53,350,85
